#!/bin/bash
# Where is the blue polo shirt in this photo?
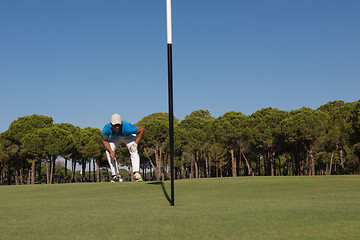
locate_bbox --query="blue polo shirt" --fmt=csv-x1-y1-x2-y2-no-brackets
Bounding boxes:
102,121,138,138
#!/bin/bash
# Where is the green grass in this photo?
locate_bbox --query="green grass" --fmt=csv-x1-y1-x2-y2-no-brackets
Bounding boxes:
1,176,360,240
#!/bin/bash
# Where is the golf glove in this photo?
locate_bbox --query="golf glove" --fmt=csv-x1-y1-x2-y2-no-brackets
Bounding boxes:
129,142,138,153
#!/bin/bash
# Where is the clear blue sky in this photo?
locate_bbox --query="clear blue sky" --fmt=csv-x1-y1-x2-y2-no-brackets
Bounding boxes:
1,0,359,133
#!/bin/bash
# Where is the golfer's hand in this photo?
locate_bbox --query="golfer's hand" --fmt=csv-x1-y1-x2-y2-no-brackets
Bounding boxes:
110,150,116,160
129,142,138,153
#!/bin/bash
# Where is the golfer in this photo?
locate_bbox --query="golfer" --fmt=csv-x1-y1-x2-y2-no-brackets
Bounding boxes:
101,114,145,182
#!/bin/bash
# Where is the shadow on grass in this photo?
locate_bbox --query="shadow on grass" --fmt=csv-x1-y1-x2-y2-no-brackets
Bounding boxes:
146,181,171,204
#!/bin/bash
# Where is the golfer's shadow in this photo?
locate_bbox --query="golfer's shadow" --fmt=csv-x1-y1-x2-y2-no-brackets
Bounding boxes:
147,181,171,204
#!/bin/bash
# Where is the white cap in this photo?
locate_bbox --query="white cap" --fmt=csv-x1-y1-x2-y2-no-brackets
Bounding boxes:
110,114,122,125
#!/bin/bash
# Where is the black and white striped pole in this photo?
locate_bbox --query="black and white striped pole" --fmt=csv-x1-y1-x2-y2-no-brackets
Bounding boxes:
166,0,175,206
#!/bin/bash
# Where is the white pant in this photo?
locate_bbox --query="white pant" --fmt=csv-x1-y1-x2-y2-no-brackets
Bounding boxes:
105,134,140,176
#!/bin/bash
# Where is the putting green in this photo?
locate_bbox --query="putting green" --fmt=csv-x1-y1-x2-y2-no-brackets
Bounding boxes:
0,176,359,240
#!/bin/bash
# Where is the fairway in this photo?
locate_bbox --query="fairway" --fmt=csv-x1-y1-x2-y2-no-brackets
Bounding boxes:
1,176,360,240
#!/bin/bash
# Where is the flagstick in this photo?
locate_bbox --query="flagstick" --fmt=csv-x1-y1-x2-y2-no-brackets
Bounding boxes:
166,0,175,206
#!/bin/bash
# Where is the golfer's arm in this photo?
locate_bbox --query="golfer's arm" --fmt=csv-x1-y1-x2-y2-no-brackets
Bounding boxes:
135,126,145,145
101,135,112,153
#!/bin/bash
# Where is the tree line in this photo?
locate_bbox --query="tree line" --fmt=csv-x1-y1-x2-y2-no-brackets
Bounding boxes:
1,100,360,185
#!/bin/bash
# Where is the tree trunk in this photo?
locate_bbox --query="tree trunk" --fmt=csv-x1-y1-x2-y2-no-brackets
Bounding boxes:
155,144,161,181
144,147,158,180
300,157,304,176
195,152,199,178
271,151,275,176
93,160,96,182
46,153,50,184
14,170,19,185
231,149,237,177
278,157,281,176
160,148,165,181
31,161,36,184
71,160,76,182
208,154,212,178
264,153,268,176
96,159,100,182
216,161,219,178
0,162,3,185
64,158,68,183
50,155,56,184
27,169,31,185
242,153,252,176
37,160,42,184
7,168,13,185
181,158,185,179
190,152,194,179
337,142,345,174
328,151,334,175
220,163,223,178
82,159,86,182
18,169,22,185
88,160,91,182
50,157,53,184
307,146,315,176
205,154,209,178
